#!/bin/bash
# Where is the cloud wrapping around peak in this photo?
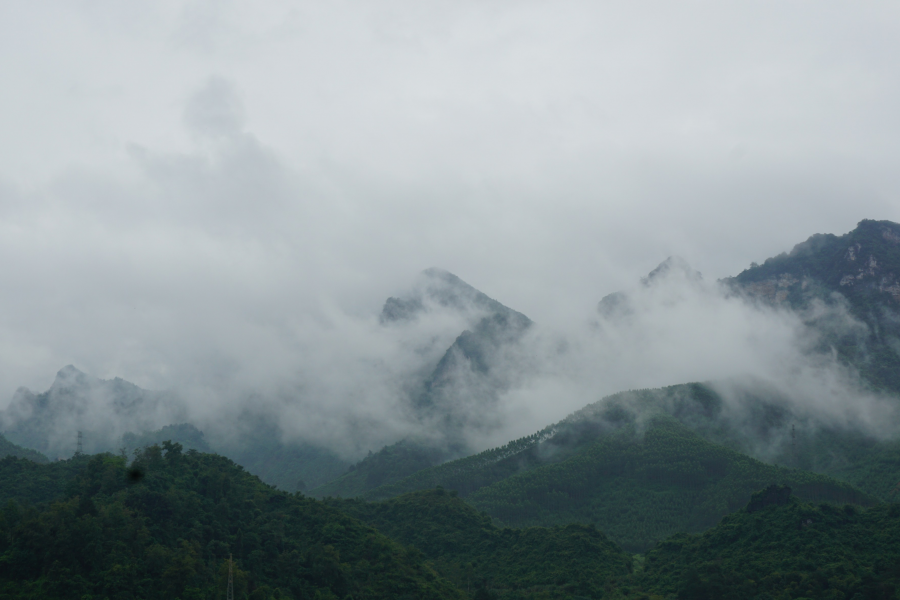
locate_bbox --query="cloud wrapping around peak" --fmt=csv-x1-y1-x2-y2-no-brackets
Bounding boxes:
0,2,899,455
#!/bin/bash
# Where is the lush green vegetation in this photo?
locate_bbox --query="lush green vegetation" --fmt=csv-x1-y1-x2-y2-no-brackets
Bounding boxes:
312,440,449,499
464,418,873,552
621,486,900,600
0,445,463,600
0,433,47,464
329,488,633,599
0,454,88,506
350,411,873,552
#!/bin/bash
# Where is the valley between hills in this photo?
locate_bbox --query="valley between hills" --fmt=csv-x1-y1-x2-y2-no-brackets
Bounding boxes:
4,219,900,599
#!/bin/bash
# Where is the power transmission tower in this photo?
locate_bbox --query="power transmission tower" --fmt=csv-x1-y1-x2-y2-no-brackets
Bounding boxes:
76,431,83,456
227,554,234,600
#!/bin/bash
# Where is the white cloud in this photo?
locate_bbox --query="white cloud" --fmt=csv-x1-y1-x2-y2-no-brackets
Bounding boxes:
1,1,900,454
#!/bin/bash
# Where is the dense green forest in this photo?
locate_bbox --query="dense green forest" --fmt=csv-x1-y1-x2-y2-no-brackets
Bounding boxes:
619,486,900,600
465,418,872,551
312,439,450,498
328,488,633,599
353,381,900,508
0,446,463,600
332,411,876,553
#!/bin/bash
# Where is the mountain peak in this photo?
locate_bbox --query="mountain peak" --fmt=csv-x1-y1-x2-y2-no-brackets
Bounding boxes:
641,256,703,286
50,365,99,392
381,268,527,325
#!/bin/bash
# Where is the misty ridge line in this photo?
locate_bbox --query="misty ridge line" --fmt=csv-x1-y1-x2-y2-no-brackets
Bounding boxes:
3,219,900,487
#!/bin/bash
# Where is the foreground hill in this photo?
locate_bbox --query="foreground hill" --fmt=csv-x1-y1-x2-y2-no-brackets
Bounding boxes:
354,412,874,551
628,485,900,600
0,446,462,600
329,488,633,599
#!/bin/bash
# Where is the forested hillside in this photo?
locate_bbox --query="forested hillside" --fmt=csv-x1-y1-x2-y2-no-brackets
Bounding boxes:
329,488,633,599
346,412,872,552
625,486,900,599
0,446,463,600
358,380,900,511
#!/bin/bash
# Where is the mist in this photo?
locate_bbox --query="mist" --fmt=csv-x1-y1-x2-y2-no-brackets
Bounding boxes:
2,2,900,459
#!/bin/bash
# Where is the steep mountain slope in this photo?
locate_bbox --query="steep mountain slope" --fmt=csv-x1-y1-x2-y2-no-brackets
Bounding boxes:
383,268,532,435
314,268,533,498
0,447,463,600
328,488,633,599
728,218,900,393
630,486,900,600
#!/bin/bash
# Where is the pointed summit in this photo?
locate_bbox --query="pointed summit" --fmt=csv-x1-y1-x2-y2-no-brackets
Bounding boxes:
381,268,527,325
597,257,702,317
641,256,703,286
50,365,97,392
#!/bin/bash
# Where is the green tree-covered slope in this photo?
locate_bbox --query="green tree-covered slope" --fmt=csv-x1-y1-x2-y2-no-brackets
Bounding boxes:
311,439,448,498
627,486,900,600
0,445,463,600
329,488,633,599
356,415,873,552
0,454,88,506
464,418,873,552
360,381,900,509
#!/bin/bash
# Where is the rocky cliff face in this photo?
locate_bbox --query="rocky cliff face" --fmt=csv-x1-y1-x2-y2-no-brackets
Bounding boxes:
727,219,900,393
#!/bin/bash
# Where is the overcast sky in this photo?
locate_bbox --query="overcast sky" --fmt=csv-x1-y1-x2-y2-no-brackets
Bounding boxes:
1,1,899,406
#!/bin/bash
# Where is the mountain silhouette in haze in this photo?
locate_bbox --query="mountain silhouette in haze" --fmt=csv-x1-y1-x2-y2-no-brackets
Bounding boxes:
597,255,703,318
1,365,187,458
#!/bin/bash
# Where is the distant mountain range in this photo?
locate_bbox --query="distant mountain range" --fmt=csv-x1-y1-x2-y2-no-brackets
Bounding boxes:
4,219,900,598
5,219,900,511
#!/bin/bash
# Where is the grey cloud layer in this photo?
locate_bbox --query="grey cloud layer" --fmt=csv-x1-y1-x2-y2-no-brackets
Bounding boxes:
0,2,899,453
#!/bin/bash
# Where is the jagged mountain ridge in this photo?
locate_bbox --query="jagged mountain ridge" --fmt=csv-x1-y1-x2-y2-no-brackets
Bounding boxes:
0,268,533,491
314,269,535,497
727,218,900,393
1,365,187,458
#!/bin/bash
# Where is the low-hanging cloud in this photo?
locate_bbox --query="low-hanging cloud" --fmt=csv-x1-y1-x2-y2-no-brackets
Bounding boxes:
2,3,900,460
479,262,900,453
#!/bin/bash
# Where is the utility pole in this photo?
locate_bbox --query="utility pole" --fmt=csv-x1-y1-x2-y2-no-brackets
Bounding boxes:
791,424,796,465
227,554,234,600
76,431,83,456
